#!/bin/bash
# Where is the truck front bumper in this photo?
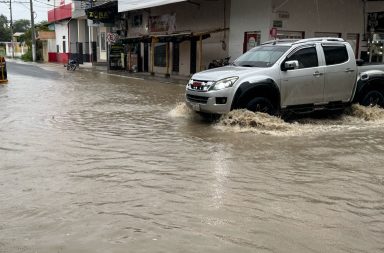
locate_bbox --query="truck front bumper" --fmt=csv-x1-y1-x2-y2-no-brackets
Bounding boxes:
185,89,232,114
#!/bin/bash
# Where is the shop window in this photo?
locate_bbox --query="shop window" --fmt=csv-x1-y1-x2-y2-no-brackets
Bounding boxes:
287,47,318,69
322,45,349,65
100,32,106,51
367,33,384,63
154,44,166,67
132,14,143,27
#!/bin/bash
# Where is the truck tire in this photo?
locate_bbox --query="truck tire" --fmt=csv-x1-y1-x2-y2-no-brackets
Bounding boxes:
359,90,384,107
246,97,276,115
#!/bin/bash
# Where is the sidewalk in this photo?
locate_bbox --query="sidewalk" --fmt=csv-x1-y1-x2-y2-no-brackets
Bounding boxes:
64,61,191,85
6,58,190,85
106,70,191,85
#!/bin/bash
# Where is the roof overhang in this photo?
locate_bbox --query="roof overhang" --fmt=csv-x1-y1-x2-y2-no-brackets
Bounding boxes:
86,1,118,23
120,32,208,44
118,0,187,13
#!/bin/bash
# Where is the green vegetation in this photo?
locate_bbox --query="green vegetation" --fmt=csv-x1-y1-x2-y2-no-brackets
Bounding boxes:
0,15,47,61
0,15,11,42
0,43,5,56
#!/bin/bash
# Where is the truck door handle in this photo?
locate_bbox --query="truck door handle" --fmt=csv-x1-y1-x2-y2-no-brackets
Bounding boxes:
313,71,323,77
345,68,355,73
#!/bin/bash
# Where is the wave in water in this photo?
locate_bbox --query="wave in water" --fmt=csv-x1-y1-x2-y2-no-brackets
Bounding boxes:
169,103,384,136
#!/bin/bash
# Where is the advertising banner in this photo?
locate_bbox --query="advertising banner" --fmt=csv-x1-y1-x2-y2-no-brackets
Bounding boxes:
118,0,186,12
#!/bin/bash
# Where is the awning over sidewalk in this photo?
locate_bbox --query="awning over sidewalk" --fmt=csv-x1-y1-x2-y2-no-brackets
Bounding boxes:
120,32,210,44
118,0,187,13
119,28,228,44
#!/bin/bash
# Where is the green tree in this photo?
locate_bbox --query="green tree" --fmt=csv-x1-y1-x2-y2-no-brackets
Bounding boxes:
21,20,49,61
13,19,30,33
0,14,11,41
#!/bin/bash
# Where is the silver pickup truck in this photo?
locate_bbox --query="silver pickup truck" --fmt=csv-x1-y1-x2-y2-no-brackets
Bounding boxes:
186,38,384,116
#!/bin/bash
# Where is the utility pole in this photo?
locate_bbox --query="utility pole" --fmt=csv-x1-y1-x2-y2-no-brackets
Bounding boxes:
9,0,14,59
29,0,36,62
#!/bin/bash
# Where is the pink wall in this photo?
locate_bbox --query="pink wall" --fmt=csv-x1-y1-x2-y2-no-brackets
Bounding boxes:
48,4,72,22
48,53,69,64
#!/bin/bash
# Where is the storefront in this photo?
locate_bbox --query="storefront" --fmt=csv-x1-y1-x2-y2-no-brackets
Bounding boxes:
366,11,384,63
118,0,230,76
85,1,119,64
47,0,72,63
229,0,384,62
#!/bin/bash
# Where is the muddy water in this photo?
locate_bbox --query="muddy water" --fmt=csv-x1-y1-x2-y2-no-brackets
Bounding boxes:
1,62,384,253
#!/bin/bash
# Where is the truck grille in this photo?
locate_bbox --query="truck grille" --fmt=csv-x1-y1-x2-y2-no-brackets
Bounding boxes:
187,80,214,91
186,94,209,104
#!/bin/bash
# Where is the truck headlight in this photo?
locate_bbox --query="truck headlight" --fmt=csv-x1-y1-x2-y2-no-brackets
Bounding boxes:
211,77,238,91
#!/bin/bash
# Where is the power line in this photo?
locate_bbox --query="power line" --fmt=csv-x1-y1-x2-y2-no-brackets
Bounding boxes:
0,1,30,3
14,2,30,10
33,0,55,7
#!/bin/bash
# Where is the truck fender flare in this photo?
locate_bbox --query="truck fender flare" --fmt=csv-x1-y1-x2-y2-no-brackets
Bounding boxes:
353,76,384,103
231,79,281,110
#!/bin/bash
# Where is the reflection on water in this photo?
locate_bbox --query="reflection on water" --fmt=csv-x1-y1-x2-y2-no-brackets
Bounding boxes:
1,62,384,253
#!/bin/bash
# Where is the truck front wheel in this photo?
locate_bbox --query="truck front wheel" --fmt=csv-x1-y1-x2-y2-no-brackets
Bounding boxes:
246,97,276,115
359,90,384,107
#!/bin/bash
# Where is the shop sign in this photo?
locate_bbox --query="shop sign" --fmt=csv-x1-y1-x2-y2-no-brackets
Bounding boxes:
273,20,283,28
278,11,290,19
109,44,125,71
110,44,124,55
107,33,119,44
87,10,113,21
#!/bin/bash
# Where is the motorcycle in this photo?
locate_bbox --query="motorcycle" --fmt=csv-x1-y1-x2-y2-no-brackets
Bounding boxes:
208,56,231,69
64,59,78,71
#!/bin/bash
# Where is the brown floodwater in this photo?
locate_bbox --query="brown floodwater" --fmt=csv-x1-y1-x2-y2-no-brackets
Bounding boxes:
1,61,383,253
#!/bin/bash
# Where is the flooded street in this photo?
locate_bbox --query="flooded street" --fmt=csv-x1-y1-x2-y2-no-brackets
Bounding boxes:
1,61,384,253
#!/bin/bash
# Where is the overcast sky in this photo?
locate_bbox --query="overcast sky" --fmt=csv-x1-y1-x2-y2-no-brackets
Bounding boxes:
0,0,49,24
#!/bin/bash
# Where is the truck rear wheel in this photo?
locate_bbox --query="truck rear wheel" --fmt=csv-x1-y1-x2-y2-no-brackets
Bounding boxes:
246,97,276,115
360,90,384,107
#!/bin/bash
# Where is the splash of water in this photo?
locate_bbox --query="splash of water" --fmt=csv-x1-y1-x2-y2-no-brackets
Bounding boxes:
168,102,196,119
345,104,384,121
216,105,384,136
169,103,384,136
219,109,292,131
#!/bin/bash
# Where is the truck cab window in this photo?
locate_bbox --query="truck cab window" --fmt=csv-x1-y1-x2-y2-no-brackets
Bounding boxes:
286,47,318,69
322,45,348,65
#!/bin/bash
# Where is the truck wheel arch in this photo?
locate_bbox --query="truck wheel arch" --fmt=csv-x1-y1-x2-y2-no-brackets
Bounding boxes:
231,79,281,111
354,77,384,105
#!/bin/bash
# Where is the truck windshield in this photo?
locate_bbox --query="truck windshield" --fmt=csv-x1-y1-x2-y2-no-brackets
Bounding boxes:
234,46,290,67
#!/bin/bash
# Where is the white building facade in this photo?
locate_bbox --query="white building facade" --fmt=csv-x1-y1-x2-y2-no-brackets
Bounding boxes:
229,0,384,62
115,0,383,77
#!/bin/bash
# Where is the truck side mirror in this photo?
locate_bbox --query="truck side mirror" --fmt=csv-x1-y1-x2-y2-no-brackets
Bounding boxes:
282,60,299,71
356,59,364,66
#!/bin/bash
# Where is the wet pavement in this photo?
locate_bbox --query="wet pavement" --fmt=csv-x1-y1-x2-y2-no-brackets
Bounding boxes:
1,61,384,253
